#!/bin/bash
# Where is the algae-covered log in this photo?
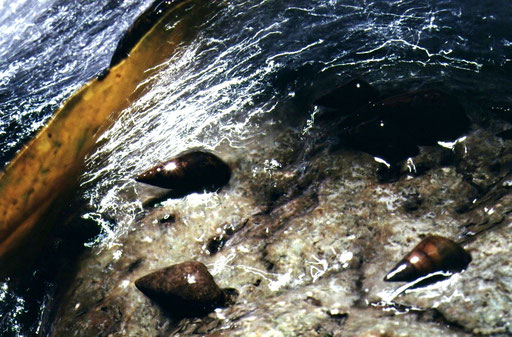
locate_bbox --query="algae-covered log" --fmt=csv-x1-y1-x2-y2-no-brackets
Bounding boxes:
0,0,222,278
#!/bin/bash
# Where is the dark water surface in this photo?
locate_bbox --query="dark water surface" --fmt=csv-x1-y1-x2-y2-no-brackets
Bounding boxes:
0,0,511,335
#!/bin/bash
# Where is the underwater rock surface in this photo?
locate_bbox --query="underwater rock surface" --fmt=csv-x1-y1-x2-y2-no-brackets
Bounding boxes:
2,0,512,336
52,122,512,336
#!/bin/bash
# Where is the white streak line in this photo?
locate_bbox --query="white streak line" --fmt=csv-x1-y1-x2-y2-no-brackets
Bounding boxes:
266,39,324,63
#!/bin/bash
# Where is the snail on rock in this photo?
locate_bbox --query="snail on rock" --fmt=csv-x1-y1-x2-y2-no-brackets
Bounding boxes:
135,261,237,318
136,150,231,198
384,235,472,283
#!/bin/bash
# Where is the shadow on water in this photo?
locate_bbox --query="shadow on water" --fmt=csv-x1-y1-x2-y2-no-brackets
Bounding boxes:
0,202,99,336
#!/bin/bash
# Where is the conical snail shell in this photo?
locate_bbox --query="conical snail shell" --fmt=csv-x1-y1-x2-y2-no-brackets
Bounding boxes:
135,261,229,318
135,150,231,197
384,235,471,282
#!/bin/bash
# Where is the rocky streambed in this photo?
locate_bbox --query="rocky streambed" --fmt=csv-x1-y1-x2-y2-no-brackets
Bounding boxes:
50,110,512,336
2,1,512,336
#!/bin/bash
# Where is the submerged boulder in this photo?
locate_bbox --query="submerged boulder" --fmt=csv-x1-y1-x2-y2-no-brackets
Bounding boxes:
314,78,379,113
339,89,471,164
135,261,236,318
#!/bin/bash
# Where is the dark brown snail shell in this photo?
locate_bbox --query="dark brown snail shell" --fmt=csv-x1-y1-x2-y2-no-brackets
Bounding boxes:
135,261,236,318
135,150,231,197
384,235,471,282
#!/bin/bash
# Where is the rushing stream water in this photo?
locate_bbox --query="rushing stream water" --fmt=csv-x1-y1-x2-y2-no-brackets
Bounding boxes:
1,0,512,335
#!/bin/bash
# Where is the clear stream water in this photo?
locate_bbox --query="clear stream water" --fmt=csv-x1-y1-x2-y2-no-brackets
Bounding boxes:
0,0,511,335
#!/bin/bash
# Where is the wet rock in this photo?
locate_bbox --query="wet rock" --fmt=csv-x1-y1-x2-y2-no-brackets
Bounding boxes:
204,222,244,255
343,307,472,337
205,234,230,256
375,161,404,182
384,235,472,284
80,298,123,337
52,103,512,336
402,193,423,212
451,180,480,213
453,130,504,193
159,213,176,224
313,78,379,115
339,89,470,164
126,258,144,274
136,151,231,198
135,261,236,318
206,225,236,255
